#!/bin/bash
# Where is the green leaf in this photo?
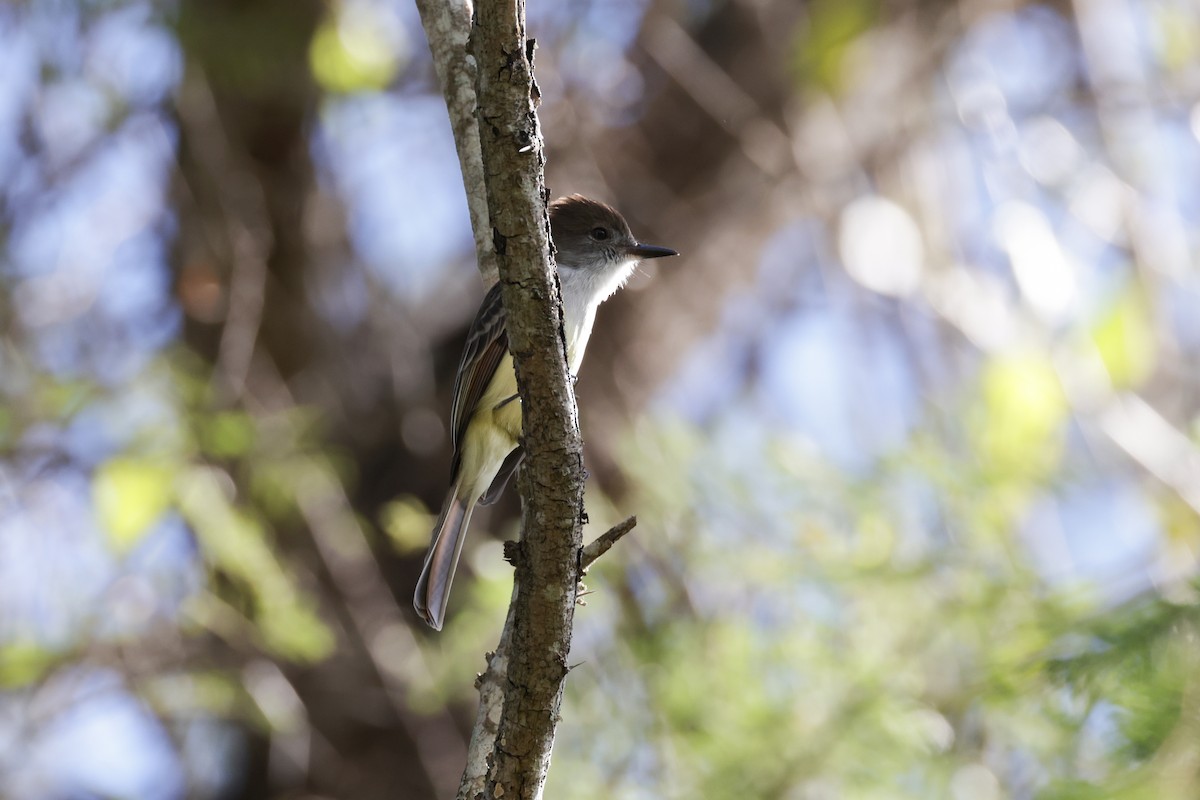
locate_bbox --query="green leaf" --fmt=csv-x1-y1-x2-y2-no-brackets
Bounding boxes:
792,0,879,92
93,457,175,553
1152,3,1200,71
380,495,434,554
257,599,337,664
200,411,257,458
0,641,58,687
176,466,334,663
976,352,1067,477
1090,290,1155,388
309,6,403,94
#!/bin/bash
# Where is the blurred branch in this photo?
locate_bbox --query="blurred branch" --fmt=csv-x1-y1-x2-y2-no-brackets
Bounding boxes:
930,284,1200,517
174,2,448,795
642,14,790,177
1096,393,1200,514
243,358,465,797
294,449,467,796
414,0,497,283
174,72,273,401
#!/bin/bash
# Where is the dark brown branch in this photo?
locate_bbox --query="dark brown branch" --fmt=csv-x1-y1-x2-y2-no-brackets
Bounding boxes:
416,0,592,796
471,1,584,799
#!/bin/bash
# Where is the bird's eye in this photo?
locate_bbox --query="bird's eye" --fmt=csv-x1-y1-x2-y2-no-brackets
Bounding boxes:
590,227,609,241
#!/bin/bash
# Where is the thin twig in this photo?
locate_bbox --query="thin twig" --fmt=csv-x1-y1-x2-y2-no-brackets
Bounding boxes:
174,71,272,401
581,516,638,571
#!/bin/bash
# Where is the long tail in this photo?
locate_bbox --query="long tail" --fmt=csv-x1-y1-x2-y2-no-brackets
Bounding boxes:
414,483,475,630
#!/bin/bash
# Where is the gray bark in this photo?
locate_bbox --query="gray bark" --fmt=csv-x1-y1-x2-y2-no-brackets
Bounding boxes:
418,1,585,798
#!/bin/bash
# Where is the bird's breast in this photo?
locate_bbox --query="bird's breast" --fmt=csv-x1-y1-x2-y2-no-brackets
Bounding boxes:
564,304,596,375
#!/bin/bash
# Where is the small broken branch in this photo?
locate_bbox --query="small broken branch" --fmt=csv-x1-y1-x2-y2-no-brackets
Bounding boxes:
581,516,638,571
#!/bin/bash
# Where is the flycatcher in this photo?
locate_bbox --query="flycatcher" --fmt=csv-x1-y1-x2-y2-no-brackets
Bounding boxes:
414,195,678,630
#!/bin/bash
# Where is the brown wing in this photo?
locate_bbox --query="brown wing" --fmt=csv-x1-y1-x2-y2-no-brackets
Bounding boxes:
449,281,510,479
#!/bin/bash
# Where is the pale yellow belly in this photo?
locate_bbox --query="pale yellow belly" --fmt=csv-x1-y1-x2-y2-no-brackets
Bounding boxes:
459,320,591,502
458,353,522,502
478,352,521,438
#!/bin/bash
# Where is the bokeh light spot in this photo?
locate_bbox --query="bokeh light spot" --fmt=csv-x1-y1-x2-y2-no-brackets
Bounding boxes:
839,195,924,297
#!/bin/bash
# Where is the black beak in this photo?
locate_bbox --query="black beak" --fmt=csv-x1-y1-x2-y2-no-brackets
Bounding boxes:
626,243,678,260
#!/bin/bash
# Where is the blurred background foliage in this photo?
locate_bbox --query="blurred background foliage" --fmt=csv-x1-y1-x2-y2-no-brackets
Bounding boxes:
1,0,1199,798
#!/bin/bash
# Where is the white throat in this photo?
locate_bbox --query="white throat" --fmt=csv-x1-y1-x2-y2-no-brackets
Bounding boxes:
558,256,638,373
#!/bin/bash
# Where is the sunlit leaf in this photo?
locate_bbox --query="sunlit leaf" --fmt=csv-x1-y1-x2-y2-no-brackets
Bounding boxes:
309,5,404,94
1159,495,1200,550
0,407,12,447
1153,4,1200,72
176,466,334,663
142,671,245,719
380,495,434,554
200,411,257,458
36,378,92,419
977,352,1067,477
258,599,337,664
792,0,879,92
1091,290,1155,388
852,510,895,569
93,457,176,553
0,641,57,688
249,460,305,521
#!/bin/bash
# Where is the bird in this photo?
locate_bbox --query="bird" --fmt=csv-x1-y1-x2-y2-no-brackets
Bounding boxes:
414,195,678,630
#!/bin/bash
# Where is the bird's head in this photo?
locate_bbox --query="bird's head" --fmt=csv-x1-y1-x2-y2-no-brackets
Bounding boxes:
549,195,677,281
